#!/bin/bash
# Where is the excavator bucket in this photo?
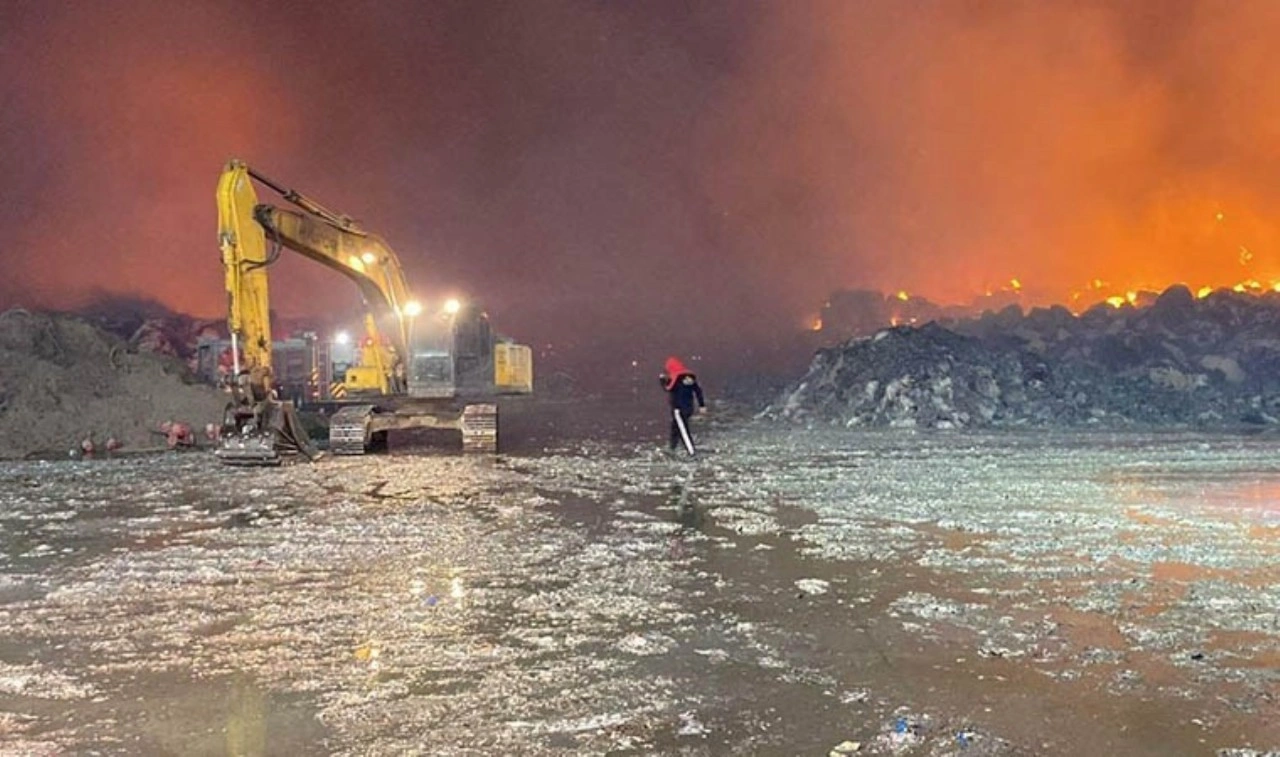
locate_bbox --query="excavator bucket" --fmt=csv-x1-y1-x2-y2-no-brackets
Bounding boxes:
215,399,319,466
215,432,281,466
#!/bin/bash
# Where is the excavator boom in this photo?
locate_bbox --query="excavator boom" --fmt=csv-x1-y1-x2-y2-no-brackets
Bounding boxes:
253,205,413,354
216,162,273,374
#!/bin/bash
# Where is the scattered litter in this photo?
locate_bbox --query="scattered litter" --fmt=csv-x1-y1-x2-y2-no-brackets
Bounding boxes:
676,710,708,737
616,632,676,656
693,648,730,663
876,713,925,753
507,712,632,735
978,646,1022,659
795,578,831,595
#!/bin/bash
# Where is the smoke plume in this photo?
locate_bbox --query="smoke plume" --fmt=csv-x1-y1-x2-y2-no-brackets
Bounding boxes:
3,0,1279,366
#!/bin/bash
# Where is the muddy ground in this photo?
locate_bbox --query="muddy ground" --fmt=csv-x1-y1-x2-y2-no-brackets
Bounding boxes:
0,400,1278,756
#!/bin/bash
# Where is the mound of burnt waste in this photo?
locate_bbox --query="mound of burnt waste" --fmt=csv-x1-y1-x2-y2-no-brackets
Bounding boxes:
0,308,228,458
765,285,1280,429
74,296,226,369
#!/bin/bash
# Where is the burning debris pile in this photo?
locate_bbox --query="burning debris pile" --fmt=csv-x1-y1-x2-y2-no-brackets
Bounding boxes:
0,309,228,459
768,286,1280,429
74,297,225,369
814,288,994,339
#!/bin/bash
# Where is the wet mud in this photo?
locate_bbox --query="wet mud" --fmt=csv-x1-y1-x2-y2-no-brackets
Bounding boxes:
0,406,1278,755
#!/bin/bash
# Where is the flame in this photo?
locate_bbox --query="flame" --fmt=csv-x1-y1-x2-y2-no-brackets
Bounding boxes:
1228,280,1265,293
810,317,823,331
1012,270,1280,313
835,267,1280,334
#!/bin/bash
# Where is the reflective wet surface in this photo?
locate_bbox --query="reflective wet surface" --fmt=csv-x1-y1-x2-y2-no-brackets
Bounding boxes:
2,408,1279,755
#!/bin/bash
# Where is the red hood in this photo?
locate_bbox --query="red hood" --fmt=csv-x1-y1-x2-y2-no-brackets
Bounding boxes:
664,356,691,389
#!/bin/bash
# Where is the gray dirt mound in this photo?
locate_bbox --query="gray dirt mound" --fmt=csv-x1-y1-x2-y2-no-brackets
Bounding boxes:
768,323,1033,429
0,309,228,459
766,286,1280,429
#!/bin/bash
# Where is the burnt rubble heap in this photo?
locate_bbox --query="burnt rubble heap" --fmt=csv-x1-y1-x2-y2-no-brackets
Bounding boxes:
0,309,227,459
766,285,1280,429
74,297,226,369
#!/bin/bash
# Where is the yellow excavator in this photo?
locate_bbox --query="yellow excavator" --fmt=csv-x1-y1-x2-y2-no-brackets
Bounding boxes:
214,159,532,465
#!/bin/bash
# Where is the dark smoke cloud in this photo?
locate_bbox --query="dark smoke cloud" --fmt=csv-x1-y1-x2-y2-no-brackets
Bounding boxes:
3,0,1280,369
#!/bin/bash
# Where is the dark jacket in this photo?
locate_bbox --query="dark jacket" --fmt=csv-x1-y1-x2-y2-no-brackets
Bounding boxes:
660,357,705,415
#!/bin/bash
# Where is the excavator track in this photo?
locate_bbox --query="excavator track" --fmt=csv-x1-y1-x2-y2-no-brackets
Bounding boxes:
329,404,376,455
460,403,498,453
215,432,282,466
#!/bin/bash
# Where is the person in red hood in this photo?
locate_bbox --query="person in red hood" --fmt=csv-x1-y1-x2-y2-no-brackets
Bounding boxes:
659,356,706,453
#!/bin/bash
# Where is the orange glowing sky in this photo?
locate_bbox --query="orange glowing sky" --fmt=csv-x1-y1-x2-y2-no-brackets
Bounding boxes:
4,1,1280,351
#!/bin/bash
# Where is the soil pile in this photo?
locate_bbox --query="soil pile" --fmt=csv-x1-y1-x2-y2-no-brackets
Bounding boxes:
766,286,1280,429
0,309,228,458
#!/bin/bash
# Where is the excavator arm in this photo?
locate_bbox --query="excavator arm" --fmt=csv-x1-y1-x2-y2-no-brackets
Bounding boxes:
216,159,419,394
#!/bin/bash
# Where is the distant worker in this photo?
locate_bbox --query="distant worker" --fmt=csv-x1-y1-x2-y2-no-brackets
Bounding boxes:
659,356,706,455
159,420,196,449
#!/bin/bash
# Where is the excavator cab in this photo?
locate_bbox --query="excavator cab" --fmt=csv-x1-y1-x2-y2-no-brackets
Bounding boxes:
401,303,507,398
407,348,455,398
404,306,463,398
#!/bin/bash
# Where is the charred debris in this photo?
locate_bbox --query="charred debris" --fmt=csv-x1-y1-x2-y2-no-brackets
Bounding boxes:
767,285,1280,429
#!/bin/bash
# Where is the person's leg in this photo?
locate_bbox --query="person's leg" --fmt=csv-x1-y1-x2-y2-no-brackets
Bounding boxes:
670,413,680,450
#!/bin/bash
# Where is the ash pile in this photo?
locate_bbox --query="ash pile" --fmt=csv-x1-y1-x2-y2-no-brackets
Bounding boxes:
766,285,1280,429
0,308,228,459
